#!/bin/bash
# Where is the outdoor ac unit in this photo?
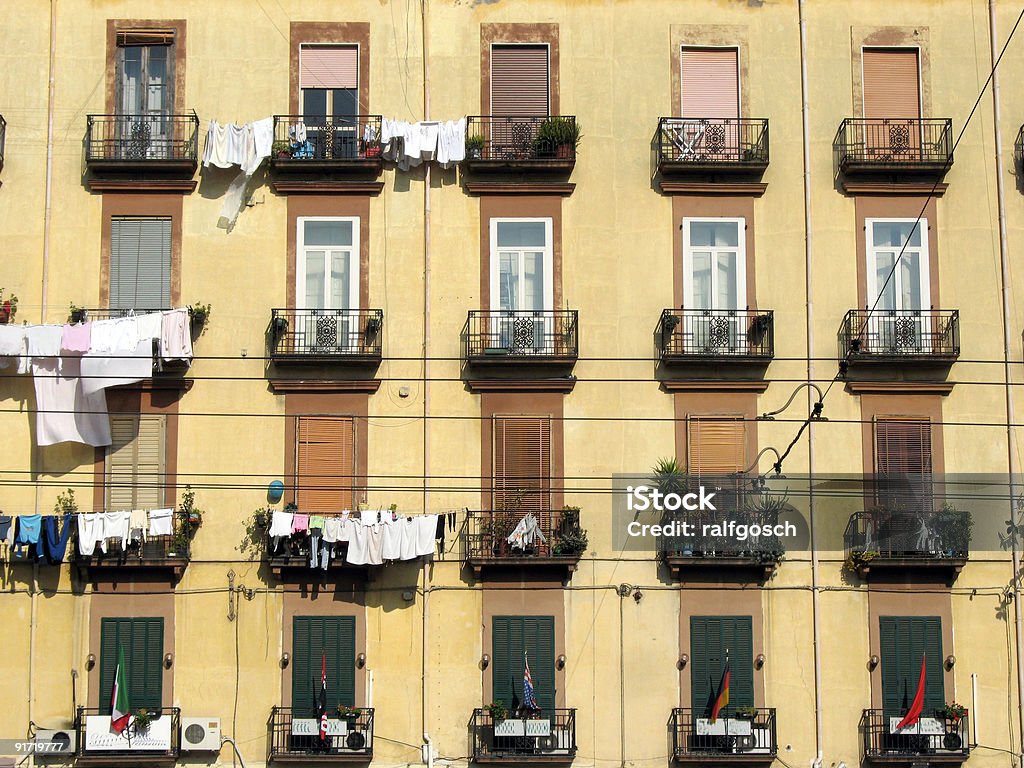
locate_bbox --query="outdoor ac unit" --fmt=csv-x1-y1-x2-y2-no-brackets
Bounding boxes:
180,717,221,752
34,729,76,755
537,734,559,753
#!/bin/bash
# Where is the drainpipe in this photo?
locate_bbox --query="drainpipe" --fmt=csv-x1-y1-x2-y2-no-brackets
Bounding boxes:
988,4,1024,766
421,581,433,768
797,1,824,766
41,0,57,320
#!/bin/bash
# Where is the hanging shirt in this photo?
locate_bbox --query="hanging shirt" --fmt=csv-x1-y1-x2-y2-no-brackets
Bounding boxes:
61,322,92,354
77,513,102,556
136,312,163,343
42,513,72,565
346,518,369,565
13,514,42,557
31,357,112,447
269,511,293,538
101,511,131,552
129,509,149,544
399,517,418,560
160,309,193,363
148,508,174,538
0,324,26,357
291,514,309,534
380,516,401,561
25,325,63,360
88,319,120,353
322,516,343,544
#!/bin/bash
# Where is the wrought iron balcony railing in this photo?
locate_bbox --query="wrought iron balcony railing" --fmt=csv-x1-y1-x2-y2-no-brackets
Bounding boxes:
269,706,374,761
270,308,383,363
76,706,181,762
860,709,970,762
670,707,777,762
463,310,578,362
657,118,769,174
657,309,774,361
845,507,970,564
465,116,578,169
85,112,199,168
463,508,587,576
834,118,953,174
0,114,6,171
470,708,577,762
839,309,959,362
271,115,384,167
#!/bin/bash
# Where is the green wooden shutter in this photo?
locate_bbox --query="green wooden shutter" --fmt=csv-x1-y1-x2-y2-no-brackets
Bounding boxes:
106,415,165,510
491,616,556,714
690,616,754,712
99,617,164,714
110,217,172,310
292,616,356,717
879,616,944,718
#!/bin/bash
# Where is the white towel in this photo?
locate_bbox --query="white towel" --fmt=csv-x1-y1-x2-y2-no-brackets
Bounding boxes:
148,507,174,537
346,518,369,565
30,357,112,447
269,510,293,538
80,340,154,394
0,325,26,357
102,510,130,552
380,516,401,560
414,514,438,557
399,517,418,560
77,513,102,556
160,309,193,363
25,325,62,359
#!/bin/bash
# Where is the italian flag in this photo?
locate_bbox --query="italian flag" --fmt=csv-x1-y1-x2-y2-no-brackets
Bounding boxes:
110,644,131,735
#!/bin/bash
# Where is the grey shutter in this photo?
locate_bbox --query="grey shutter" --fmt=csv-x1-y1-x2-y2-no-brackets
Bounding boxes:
880,616,944,718
110,217,172,310
99,617,164,714
292,616,357,717
690,616,754,712
492,615,556,714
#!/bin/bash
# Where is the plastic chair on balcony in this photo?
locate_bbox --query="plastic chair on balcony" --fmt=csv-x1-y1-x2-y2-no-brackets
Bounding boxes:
665,119,708,160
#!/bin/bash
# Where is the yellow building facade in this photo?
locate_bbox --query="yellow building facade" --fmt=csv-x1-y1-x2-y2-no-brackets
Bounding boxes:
1,2,1024,768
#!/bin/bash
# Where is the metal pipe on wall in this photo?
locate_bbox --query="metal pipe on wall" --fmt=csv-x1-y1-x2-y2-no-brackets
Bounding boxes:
421,2,433,767
987,3,1024,765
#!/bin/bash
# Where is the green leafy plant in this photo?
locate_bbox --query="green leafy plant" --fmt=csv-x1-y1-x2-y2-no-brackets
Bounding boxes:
0,288,18,323
554,506,589,556
734,705,758,720
533,117,582,157
272,139,291,157
485,701,508,721
189,303,212,337
54,488,78,516
466,133,486,157
931,504,972,554
238,507,271,559
170,486,203,556
651,457,687,495
132,707,153,730
69,303,87,324
844,549,879,573
939,701,968,722
337,704,362,721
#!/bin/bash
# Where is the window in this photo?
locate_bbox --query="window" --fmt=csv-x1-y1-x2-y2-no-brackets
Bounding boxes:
874,417,933,511
491,616,556,714
682,218,746,351
491,219,553,312
292,616,356,717
295,416,356,512
865,219,930,352
686,416,745,486
298,218,359,310
109,216,172,310
99,617,164,714
493,416,551,511
116,31,174,118
879,616,944,719
491,45,550,116
680,47,739,119
690,616,754,712
106,415,166,510
863,48,921,120
299,44,358,120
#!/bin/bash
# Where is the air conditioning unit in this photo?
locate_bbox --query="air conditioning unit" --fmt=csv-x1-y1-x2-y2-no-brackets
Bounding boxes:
180,717,221,752
537,734,559,753
34,729,76,756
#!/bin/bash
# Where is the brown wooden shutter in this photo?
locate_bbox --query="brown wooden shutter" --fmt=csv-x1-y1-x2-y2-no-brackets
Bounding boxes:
493,416,551,510
106,415,165,509
299,45,358,89
491,45,550,116
863,48,921,119
680,47,739,119
686,416,745,476
296,416,355,512
117,30,175,46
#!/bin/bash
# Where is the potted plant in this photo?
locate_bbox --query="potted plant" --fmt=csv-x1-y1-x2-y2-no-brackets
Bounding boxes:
734,705,758,720
533,117,581,159
69,304,87,324
0,289,18,324
554,506,589,556
338,704,362,725
485,701,508,722
189,302,212,338
844,549,879,573
132,707,153,731
466,133,485,160
179,485,204,530
939,701,968,724
272,139,291,159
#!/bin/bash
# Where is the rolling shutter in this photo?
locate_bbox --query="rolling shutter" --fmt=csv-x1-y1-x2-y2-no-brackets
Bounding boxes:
106,415,165,510
874,417,932,510
117,30,175,47
680,48,739,119
110,217,172,311
492,615,556,714
300,45,358,89
863,48,921,120
493,416,551,511
687,416,744,476
491,45,550,116
292,616,357,717
296,416,355,512
690,616,754,712
99,617,164,714
879,616,944,718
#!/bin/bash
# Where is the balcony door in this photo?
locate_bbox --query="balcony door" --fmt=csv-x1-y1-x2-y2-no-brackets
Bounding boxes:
675,47,740,160
682,218,747,354
299,44,359,159
865,219,929,353
862,47,922,158
490,44,550,157
116,32,174,158
489,219,553,354
297,218,360,353
878,616,944,721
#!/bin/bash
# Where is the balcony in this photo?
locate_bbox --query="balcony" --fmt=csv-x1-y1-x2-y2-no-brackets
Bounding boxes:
462,310,578,381
839,309,959,368
860,709,970,764
270,115,384,177
844,506,970,580
833,118,953,178
74,307,200,375
270,309,383,367
0,113,6,172
269,707,374,764
657,118,769,177
463,508,587,579
470,708,577,764
464,116,578,173
74,511,196,582
658,310,774,363
658,488,786,582
76,706,180,766
264,529,371,581
85,113,199,175
670,708,777,765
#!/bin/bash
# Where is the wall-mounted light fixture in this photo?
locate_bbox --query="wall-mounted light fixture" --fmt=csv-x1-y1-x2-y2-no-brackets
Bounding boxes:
281,652,290,668
481,653,490,670
86,653,96,671
164,652,174,669
556,654,567,670
868,654,879,671
633,590,643,603
678,653,689,670
754,653,766,670
945,655,956,670
357,653,367,669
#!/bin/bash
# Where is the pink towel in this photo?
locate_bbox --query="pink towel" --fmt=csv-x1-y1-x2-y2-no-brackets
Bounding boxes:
61,322,92,354
291,513,309,533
